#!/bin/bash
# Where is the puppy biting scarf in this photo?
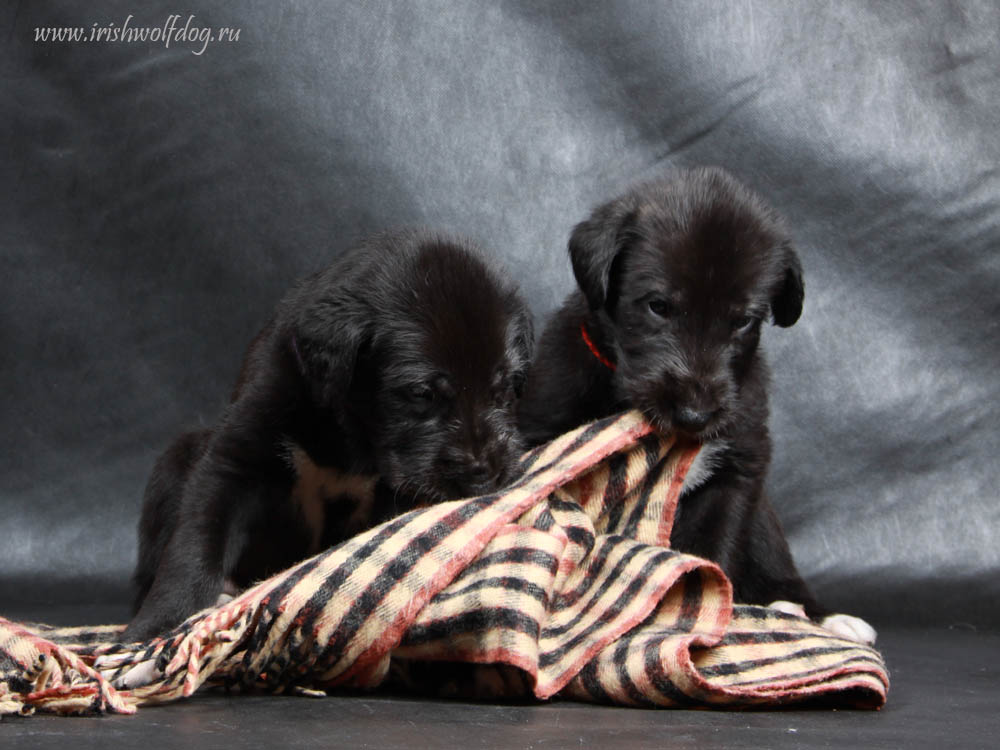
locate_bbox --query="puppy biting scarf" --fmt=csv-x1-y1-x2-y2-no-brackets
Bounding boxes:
0,412,888,717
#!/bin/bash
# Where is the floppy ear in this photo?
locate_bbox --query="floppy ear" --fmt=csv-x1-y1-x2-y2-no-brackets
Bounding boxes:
287,282,372,407
568,195,638,311
771,242,804,327
505,303,535,396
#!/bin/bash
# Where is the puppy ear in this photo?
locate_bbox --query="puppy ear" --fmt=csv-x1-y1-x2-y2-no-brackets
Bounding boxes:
771,242,804,327
505,303,535,396
289,287,372,406
568,196,638,311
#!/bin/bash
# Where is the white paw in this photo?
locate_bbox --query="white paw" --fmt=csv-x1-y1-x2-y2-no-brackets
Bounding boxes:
95,657,163,689
768,600,807,618
820,613,877,645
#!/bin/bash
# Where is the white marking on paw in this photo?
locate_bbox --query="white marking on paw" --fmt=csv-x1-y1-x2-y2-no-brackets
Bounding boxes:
768,600,807,618
821,613,877,645
681,440,728,495
222,578,241,596
97,659,163,690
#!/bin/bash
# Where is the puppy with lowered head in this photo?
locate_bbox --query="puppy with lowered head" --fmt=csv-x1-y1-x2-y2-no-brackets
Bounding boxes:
125,230,533,643
519,167,875,644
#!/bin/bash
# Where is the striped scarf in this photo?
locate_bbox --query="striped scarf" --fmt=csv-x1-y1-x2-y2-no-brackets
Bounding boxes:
0,411,888,717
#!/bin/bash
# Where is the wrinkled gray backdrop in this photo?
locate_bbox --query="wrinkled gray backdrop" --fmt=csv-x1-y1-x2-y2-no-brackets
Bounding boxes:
3,0,998,627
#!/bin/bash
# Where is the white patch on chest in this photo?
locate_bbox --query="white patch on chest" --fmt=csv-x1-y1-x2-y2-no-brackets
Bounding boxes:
680,439,728,495
285,444,378,555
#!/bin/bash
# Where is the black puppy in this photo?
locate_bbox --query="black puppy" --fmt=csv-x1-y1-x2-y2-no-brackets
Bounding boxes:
519,167,875,644
125,230,533,642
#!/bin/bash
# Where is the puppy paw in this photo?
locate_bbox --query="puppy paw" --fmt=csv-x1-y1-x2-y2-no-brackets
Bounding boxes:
95,657,163,689
767,600,807,618
214,579,242,606
820,613,877,645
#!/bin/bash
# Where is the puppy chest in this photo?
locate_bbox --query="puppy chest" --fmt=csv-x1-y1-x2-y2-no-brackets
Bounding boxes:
680,439,729,495
286,445,378,553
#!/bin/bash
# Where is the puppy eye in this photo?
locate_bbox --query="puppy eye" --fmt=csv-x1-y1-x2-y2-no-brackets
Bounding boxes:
495,383,518,407
491,375,515,407
733,315,757,334
511,371,526,398
647,298,672,318
407,383,435,403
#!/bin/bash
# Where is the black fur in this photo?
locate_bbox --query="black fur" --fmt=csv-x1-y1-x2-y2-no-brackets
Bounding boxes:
519,167,826,619
126,230,533,642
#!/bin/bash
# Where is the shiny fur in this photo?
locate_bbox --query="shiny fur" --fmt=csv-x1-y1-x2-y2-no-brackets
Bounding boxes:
520,168,875,643
125,230,533,642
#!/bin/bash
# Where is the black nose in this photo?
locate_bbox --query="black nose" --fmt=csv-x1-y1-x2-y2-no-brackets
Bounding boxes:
467,460,492,485
673,406,714,433
448,456,500,495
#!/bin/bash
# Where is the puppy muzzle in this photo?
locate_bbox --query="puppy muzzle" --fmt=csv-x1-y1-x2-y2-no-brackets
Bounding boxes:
439,445,519,498
673,405,717,434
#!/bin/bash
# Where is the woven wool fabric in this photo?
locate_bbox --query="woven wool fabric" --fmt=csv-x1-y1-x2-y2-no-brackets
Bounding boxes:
0,412,889,717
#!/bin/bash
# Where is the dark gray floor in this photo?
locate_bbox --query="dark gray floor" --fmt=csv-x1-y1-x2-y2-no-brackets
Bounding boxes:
3,604,997,749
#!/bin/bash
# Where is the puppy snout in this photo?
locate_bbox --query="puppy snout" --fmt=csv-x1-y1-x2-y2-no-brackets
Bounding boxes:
460,459,506,496
673,405,716,434
466,459,494,485
669,381,721,435
442,449,507,496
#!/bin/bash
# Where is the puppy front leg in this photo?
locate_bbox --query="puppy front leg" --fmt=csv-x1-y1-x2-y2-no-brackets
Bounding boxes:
743,501,877,644
133,430,211,614
675,482,877,645
122,513,226,642
122,466,276,643
741,492,828,618
672,480,823,615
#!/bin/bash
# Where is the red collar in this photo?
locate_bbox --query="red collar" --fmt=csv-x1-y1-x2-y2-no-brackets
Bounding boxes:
580,323,616,371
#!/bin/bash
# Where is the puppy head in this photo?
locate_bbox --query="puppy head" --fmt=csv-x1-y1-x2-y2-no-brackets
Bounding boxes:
364,238,533,501
569,167,803,439
293,232,532,502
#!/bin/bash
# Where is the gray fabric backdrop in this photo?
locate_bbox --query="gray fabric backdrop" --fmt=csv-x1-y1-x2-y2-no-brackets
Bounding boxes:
3,0,998,627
